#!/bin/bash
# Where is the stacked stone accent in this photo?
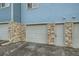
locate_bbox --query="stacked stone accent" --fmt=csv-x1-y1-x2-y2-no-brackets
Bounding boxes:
48,24,56,45
64,22,73,47
8,21,26,43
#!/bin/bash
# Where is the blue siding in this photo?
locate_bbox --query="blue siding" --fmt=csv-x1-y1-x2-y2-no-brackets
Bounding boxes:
0,4,11,22
0,3,21,23
21,3,79,24
13,3,21,23
0,3,79,24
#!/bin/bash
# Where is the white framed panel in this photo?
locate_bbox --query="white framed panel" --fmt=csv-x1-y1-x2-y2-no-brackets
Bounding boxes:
54,24,64,46
72,24,79,48
26,25,48,44
0,24,9,40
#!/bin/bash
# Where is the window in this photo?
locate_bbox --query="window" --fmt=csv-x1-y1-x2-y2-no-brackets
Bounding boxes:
0,3,10,8
2,3,5,7
27,3,39,9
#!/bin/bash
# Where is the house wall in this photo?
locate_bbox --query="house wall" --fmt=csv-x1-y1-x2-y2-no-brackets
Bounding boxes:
0,3,79,48
0,4,11,22
0,3,21,41
21,3,79,48
21,3,79,24
26,24,65,46
0,3,21,22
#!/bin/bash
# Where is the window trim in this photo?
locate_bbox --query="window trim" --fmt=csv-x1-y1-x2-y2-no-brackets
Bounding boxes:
0,3,10,9
27,3,39,9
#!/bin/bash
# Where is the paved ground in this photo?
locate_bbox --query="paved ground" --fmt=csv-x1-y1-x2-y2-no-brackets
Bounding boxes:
0,41,79,56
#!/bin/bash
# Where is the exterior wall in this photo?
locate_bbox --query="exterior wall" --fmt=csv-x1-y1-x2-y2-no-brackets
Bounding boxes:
0,3,79,48
0,23,79,48
26,23,79,48
21,3,79,24
26,24,65,46
0,3,21,22
0,4,11,22
13,3,21,23
21,3,79,48
0,3,21,41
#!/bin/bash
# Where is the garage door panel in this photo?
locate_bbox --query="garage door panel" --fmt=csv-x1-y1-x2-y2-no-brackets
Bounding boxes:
26,25,48,44
54,24,64,46
72,24,79,48
0,24,9,40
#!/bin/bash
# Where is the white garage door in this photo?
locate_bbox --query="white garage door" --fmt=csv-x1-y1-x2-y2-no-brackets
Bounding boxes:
54,24,65,46
26,23,79,48
26,25,48,44
0,24,9,40
72,24,79,48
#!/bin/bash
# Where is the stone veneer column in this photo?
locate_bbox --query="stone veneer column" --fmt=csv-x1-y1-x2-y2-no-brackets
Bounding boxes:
64,22,73,47
8,21,26,43
48,23,56,45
